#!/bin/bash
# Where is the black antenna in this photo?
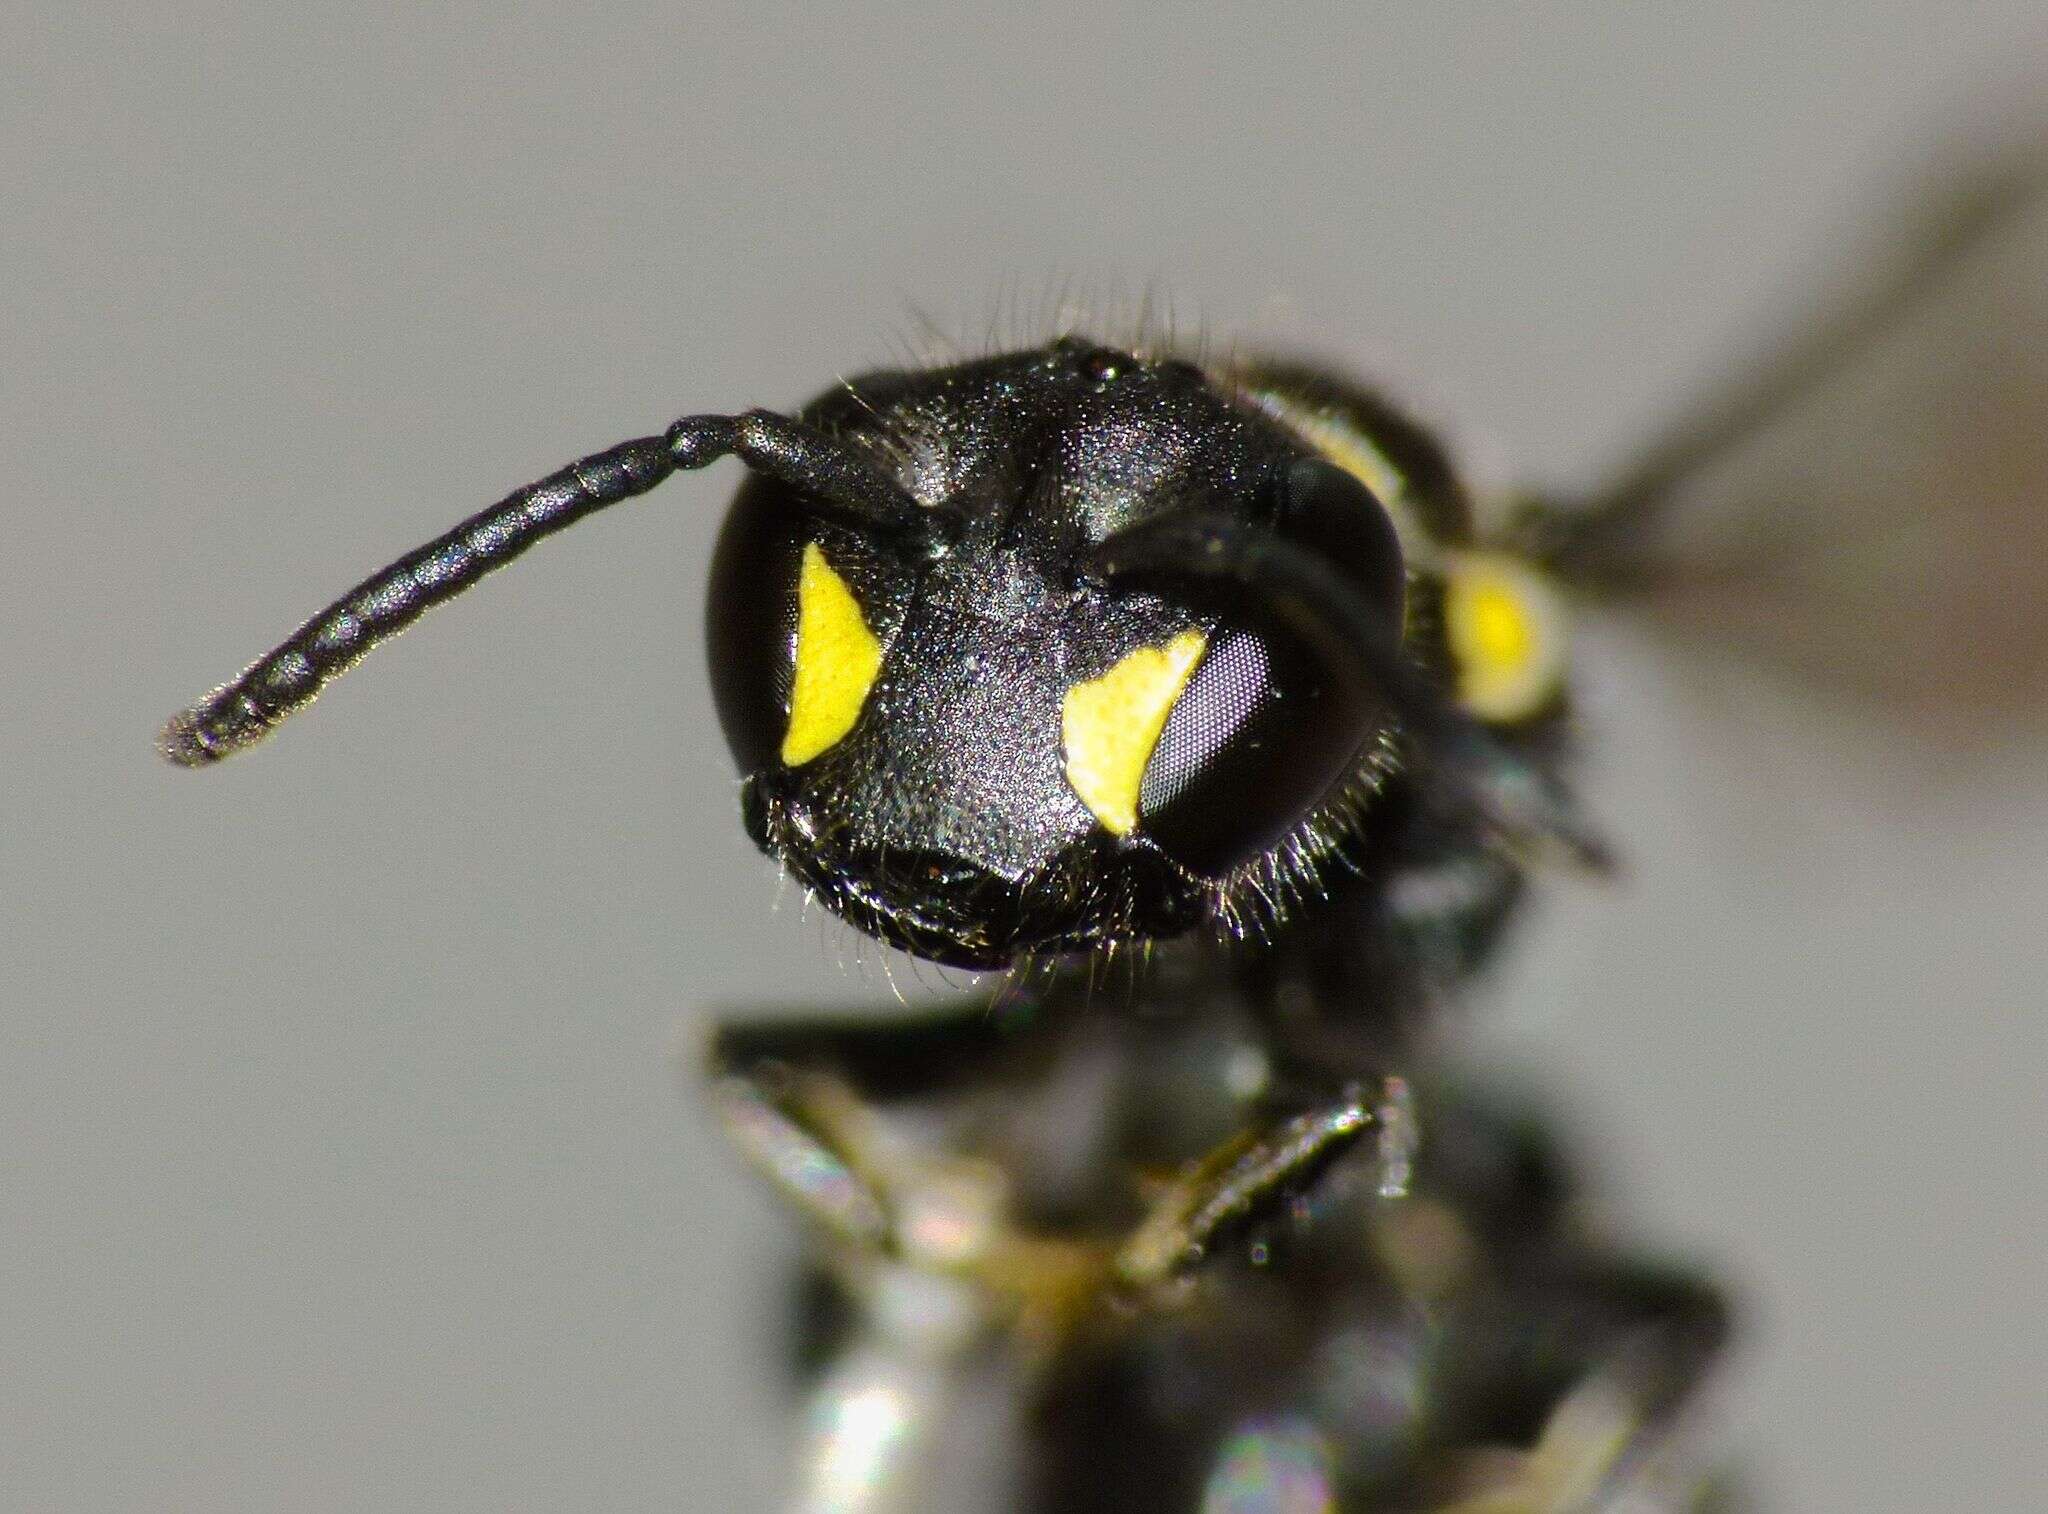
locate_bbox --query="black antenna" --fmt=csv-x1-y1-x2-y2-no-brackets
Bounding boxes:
160,410,941,768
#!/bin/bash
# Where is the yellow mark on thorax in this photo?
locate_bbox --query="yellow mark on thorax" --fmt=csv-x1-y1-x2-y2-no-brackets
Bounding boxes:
1443,551,1567,724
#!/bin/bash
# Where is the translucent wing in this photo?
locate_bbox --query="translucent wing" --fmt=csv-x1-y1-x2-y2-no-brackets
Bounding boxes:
1530,145,2048,733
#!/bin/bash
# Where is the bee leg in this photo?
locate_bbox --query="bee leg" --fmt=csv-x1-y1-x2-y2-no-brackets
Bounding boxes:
706,1051,895,1254
707,1008,1063,1514
708,1003,1111,1363
1112,1080,1411,1295
703,992,1071,1253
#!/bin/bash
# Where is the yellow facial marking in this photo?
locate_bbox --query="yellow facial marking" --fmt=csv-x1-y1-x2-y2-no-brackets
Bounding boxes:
781,543,883,766
1443,551,1568,724
1061,630,1208,836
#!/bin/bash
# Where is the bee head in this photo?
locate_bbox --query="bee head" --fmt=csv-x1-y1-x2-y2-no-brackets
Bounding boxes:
707,341,1407,969
164,337,1587,973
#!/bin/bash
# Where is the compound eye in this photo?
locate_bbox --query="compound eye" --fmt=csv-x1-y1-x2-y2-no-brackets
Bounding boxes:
1094,462,1403,877
1277,457,1405,640
1134,621,1382,877
706,482,892,774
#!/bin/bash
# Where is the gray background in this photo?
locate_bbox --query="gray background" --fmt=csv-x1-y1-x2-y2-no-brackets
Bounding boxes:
7,5,2046,1510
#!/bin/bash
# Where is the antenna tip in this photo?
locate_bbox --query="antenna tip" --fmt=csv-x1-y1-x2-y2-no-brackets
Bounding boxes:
157,691,273,768
157,706,222,768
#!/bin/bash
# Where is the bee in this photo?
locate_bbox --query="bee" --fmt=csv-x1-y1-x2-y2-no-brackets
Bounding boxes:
152,116,2048,1504
162,327,1734,1509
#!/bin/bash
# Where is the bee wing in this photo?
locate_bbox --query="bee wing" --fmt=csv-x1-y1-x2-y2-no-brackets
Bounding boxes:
1534,147,2048,732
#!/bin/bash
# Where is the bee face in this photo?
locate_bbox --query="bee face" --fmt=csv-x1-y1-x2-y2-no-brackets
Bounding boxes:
705,341,1406,968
